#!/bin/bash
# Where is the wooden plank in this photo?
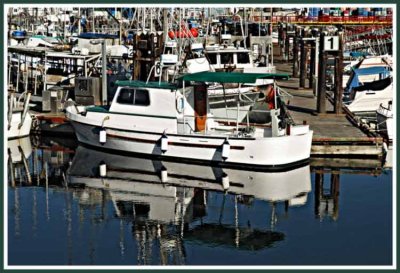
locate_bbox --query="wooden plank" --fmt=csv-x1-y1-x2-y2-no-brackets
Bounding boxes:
311,144,382,156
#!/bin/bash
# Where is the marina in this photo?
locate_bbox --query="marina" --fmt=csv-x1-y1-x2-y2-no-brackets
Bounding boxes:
5,5,395,267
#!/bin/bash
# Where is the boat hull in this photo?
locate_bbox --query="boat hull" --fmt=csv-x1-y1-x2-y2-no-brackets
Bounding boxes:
377,110,393,141
7,111,32,139
70,120,313,171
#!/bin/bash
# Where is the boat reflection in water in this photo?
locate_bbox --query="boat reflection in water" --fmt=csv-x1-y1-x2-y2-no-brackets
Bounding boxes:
66,145,311,262
8,137,33,187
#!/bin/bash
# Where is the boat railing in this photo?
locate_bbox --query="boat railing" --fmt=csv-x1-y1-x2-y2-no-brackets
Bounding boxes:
275,85,293,99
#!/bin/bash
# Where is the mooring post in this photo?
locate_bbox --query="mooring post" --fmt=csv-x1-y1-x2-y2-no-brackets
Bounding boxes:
309,40,316,89
285,25,290,61
292,27,299,77
299,38,307,88
278,23,283,56
334,32,344,114
317,32,327,114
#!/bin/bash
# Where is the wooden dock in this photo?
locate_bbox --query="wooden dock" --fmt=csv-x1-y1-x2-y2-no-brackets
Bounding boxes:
275,59,384,158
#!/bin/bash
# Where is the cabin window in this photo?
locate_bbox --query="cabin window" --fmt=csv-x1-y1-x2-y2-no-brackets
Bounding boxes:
134,89,150,106
117,88,134,104
116,88,150,106
208,53,217,64
220,53,233,64
237,53,250,64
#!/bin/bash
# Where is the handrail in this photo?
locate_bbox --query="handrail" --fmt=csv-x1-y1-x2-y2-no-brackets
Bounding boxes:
275,85,293,98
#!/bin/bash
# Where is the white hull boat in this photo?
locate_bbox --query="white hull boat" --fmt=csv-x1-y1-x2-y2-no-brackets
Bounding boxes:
8,136,32,186
346,77,393,114
7,92,33,139
377,101,393,141
66,72,313,170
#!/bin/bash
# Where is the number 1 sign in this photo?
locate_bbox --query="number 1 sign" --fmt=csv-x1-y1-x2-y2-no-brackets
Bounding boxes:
323,36,339,51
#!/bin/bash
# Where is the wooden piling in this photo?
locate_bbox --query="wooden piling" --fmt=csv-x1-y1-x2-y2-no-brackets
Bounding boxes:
299,39,307,88
333,32,344,114
292,27,299,77
309,42,316,89
285,26,290,61
317,32,327,114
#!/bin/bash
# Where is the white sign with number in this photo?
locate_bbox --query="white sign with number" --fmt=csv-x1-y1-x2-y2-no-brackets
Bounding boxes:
324,36,339,51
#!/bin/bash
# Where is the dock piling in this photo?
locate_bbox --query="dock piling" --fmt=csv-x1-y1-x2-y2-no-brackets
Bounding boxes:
317,32,327,114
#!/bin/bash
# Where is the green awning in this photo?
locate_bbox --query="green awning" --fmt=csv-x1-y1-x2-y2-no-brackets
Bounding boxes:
115,80,178,90
178,71,290,83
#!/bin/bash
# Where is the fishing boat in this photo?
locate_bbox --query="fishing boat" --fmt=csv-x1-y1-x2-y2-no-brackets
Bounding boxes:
376,100,393,141
7,92,32,139
66,71,313,170
205,43,275,74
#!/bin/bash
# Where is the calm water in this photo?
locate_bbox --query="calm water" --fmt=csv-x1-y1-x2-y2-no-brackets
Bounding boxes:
7,136,393,266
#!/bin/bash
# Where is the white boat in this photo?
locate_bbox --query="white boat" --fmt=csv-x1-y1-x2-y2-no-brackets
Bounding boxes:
8,136,32,164
342,55,392,88
66,71,313,170
8,136,32,186
346,77,393,114
377,100,393,141
205,44,275,73
7,92,33,139
383,144,393,169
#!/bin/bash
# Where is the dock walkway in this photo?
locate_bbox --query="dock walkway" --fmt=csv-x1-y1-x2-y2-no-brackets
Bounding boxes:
274,58,383,158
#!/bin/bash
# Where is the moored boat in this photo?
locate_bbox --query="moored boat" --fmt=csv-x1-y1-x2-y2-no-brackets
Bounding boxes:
66,71,313,170
345,77,393,114
376,100,393,141
7,92,33,139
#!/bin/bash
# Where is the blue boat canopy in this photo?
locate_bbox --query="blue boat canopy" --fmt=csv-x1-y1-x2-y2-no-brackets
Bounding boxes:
350,51,369,58
78,32,119,39
353,66,390,75
345,66,391,93
178,71,290,84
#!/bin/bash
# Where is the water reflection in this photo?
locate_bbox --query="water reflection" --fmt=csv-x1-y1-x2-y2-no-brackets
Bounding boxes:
7,137,392,266
66,145,312,263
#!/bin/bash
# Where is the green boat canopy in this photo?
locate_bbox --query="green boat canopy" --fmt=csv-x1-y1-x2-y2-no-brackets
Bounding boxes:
178,71,290,83
115,80,178,90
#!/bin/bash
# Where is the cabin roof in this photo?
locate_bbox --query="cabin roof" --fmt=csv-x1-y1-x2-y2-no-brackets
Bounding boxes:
78,32,119,39
178,71,290,83
115,80,178,90
353,66,390,75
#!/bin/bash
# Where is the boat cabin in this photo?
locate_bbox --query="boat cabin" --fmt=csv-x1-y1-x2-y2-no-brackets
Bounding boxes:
205,46,254,71
85,72,289,137
344,66,391,99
